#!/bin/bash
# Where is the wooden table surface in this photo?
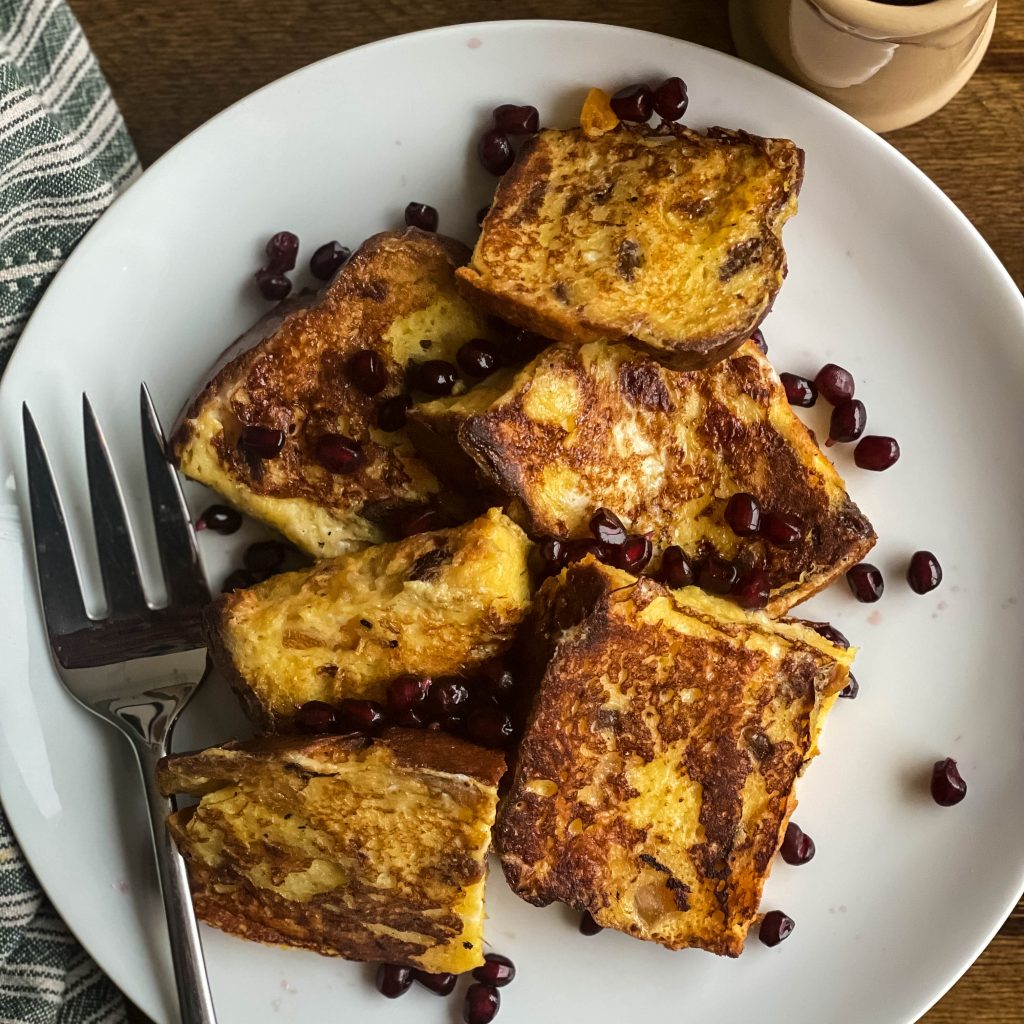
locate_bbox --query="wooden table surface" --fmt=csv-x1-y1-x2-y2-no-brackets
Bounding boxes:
67,3,1022,1022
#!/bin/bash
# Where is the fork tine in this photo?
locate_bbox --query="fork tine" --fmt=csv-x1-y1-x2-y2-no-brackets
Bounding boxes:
140,384,209,608
82,394,148,617
22,405,91,641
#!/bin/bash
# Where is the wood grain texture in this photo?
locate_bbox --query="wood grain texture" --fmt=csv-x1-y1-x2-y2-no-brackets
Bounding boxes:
63,2,1022,1021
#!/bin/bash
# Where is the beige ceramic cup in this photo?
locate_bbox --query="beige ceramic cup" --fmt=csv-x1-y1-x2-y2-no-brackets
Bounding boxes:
729,0,997,131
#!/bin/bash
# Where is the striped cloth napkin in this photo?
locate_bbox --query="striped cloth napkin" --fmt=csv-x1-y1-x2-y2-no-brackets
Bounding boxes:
0,0,137,1020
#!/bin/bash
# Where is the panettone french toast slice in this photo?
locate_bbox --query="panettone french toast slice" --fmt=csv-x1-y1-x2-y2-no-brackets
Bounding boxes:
457,124,803,370
410,340,875,617
205,508,533,731
495,558,853,957
171,229,503,559
157,730,505,972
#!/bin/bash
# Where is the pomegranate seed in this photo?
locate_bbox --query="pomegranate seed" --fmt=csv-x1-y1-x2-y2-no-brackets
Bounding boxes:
808,621,850,648
457,338,502,378
347,350,388,395
780,373,817,407
733,569,771,609
295,700,338,734
314,434,364,474
309,241,350,280
829,399,866,444
698,555,738,595
472,953,516,987
725,492,762,536
761,511,804,548
480,663,515,700
566,538,606,565
404,202,439,232
493,103,539,134
411,359,458,395
240,425,285,459
254,268,292,301
337,699,386,732
931,757,967,806
412,970,457,996
428,680,470,717
610,83,653,122
243,540,289,574
847,563,884,602
759,910,795,947
477,205,490,227
613,535,653,574
839,673,860,699
466,707,515,748
197,504,241,535
376,964,412,998
387,675,431,714
907,551,942,594
536,536,568,576
398,506,443,537
660,546,696,589
221,569,258,593
377,394,412,432
751,328,767,355
463,983,500,1024
854,435,900,471
478,130,514,175
814,363,855,404
264,231,299,272
579,911,603,935
652,76,688,121
590,507,627,546
780,822,816,865
396,709,425,728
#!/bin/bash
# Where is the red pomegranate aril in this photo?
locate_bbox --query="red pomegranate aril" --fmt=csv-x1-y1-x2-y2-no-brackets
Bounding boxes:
221,569,258,593
809,621,850,648
309,240,350,280
240,425,286,459
759,910,795,947
337,699,386,732
254,268,292,301
197,504,242,535
725,492,762,536
295,700,338,734
457,338,502,378
660,545,696,589
377,394,412,432
387,675,431,714
396,709,426,728
579,911,603,935
478,129,515,175
733,569,771,610
398,506,443,537
931,757,967,806
780,372,817,408
698,555,738,595
404,202,439,232
472,953,516,987
429,680,470,715
464,983,500,1024
243,540,289,574
565,538,606,565
614,535,653,574
829,399,866,444
610,83,653,122
467,707,515,748
751,328,767,355
847,563,884,602
314,433,364,474
652,76,688,121
411,359,459,396
908,551,942,594
264,230,299,272
537,536,568,576
347,349,388,395
590,507,627,546
780,822,816,865
814,363,855,405
376,964,413,999
761,511,804,549
839,673,860,699
412,970,457,996
854,435,900,471
481,663,515,700
493,103,539,134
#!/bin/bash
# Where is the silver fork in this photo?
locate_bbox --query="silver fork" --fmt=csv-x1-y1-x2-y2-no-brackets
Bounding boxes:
22,386,218,1024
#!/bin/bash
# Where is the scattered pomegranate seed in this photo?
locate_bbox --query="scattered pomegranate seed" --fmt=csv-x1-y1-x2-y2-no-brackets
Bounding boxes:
652,76,688,121
566,538,606,565
337,699,386,732
221,569,259,593
398,506,443,537
698,555,738,595
839,673,860,699
396,709,425,728
610,83,653,122
808,621,850,648
660,545,695,589
295,700,338,734
476,205,490,227
480,663,515,700
265,231,299,272
478,130,514,175
579,911,603,935
780,373,817,407
377,394,412,432
467,707,515,748
240,425,285,459
733,569,771,609
780,823,816,865
725,492,762,536
931,757,967,806
854,435,900,471
847,563,884,603
493,103,539,134
243,540,289,574
314,434,364,474
761,511,804,548
387,675,431,714
751,328,767,355
536,536,568,576
907,551,942,594
376,964,413,998
309,241,350,280
347,350,388,395
254,268,292,301
814,363,855,404
613,535,653,574
472,953,516,987
428,680,470,715
412,970,457,996
829,399,866,444
457,338,502,378
411,359,459,395
590,507,627,546
196,504,241,535
759,910,795,947
404,202,439,232
464,983,500,1024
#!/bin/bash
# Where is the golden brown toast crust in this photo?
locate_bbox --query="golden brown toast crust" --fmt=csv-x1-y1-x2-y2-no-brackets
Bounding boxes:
496,560,851,956
458,125,804,370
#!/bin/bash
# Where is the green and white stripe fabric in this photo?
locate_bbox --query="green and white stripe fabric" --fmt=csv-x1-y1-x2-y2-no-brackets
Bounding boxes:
0,1,136,1020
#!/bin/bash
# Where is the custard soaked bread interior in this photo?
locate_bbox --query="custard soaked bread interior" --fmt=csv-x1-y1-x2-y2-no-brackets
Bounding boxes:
411,340,875,616
171,229,501,559
457,125,803,369
205,509,534,731
157,730,505,973
496,558,853,957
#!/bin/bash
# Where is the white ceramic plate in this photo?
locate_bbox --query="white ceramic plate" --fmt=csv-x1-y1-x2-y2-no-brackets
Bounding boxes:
1,19,1022,1024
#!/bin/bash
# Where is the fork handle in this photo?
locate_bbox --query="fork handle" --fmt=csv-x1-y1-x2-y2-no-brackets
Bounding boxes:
135,740,219,1024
